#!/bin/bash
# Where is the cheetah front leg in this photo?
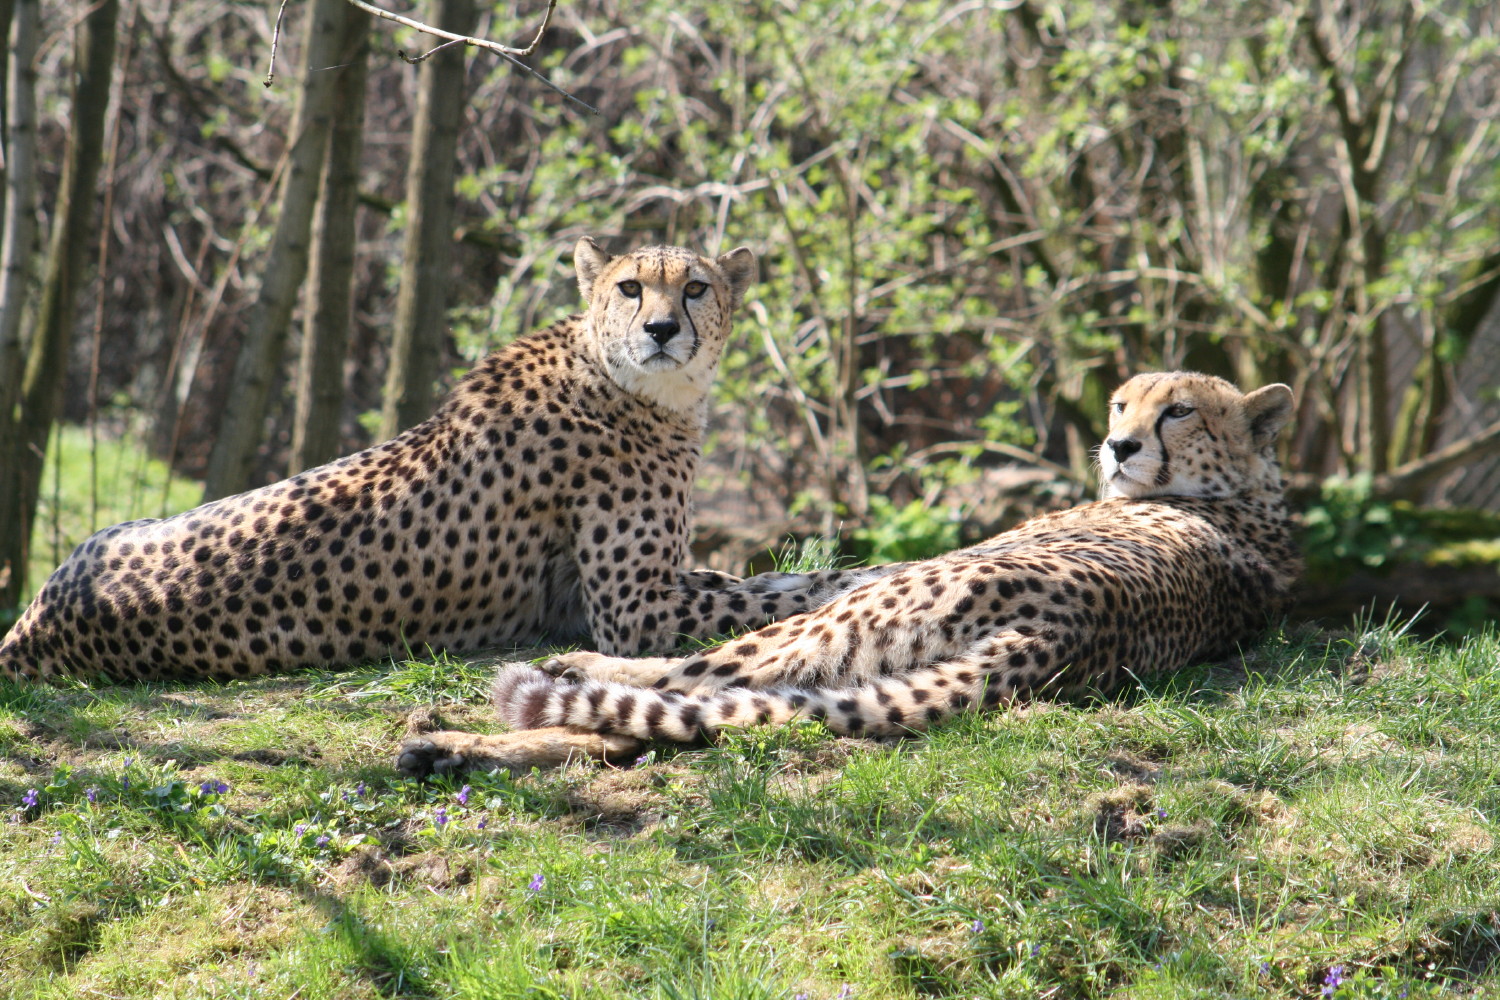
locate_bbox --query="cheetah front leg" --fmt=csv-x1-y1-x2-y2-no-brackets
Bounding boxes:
396,727,643,777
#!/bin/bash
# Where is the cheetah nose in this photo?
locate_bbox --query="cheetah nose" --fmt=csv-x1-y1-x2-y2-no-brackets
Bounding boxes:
644,319,680,345
1107,437,1142,462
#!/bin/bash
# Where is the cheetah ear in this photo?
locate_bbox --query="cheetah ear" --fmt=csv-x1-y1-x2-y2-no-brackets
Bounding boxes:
574,237,613,304
1243,383,1294,449
715,246,757,311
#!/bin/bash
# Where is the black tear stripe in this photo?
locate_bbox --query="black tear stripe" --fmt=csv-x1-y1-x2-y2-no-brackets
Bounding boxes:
1153,407,1174,485
682,305,702,361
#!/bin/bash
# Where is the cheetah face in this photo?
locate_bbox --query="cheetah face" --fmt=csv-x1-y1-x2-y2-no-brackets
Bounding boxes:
574,238,756,415
1098,371,1294,499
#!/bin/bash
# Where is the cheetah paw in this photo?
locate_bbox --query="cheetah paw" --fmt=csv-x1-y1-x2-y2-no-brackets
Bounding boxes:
396,736,469,779
537,651,606,681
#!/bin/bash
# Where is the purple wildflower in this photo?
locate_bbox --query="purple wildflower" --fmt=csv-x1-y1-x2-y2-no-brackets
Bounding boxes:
1322,965,1344,996
971,918,984,933
1157,807,1168,821
793,994,808,1000
836,986,854,999
85,787,98,804
121,776,129,791
294,823,308,836
434,806,448,828
1259,961,1271,976
21,789,38,809
635,754,650,767
1030,943,1041,958
51,831,62,845
527,872,544,894
456,785,471,806
476,816,488,830
123,757,133,768
200,780,229,795
315,834,330,847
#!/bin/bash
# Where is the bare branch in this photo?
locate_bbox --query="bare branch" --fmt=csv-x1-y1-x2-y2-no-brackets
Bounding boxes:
399,36,464,64
343,0,553,57
1373,417,1500,499
898,440,1083,486
348,0,597,113
264,0,291,87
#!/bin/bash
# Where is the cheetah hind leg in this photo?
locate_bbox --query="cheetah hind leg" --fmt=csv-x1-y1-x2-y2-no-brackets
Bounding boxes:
534,651,677,686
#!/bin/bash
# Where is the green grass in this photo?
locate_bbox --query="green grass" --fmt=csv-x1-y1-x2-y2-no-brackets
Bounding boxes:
3,621,1499,998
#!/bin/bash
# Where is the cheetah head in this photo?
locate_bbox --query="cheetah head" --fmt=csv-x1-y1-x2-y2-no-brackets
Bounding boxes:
574,237,756,416
1098,371,1294,499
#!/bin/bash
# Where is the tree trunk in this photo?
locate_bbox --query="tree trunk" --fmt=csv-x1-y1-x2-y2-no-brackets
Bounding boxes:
200,0,347,501
289,6,369,473
378,0,475,440
10,0,119,608
0,0,15,213
0,0,42,609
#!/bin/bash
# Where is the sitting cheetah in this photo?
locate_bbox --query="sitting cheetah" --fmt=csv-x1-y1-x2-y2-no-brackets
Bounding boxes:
1,238,880,684
397,371,1301,776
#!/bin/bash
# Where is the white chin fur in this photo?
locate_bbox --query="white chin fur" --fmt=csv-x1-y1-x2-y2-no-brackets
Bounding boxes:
606,358,708,415
1104,466,1162,499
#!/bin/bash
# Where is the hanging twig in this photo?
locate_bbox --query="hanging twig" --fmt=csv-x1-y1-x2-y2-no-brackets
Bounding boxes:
490,49,597,113
399,36,464,63
264,0,292,87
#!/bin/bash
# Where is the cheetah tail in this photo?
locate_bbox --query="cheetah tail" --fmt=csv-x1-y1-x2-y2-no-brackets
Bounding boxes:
491,665,557,724
491,664,980,740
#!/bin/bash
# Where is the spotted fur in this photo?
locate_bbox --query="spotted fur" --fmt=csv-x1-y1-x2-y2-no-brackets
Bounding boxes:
396,372,1301,777
1,238,882,684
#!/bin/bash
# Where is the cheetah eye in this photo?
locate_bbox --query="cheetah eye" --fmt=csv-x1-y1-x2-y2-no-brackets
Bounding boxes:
1164,403,1195,419
1110,401,1126,414
684,281,708,299
618,280,642,298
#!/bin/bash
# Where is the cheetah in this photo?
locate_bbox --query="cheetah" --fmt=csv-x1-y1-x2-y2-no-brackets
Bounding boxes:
396,371,1301,776
1,238,882,684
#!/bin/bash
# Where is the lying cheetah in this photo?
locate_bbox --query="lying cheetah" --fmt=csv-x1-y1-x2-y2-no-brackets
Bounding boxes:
1,238,880,684
397,371,1301,775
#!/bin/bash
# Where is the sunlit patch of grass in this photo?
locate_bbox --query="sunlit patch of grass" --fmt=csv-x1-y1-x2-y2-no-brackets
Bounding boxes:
307,647,500,705
3,620,1500,998
769,534,850,574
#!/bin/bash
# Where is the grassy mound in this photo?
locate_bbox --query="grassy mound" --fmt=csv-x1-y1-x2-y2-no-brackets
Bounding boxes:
2,621,1497,998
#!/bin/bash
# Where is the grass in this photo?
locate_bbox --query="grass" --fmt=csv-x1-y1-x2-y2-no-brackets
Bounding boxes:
2,620,1499,999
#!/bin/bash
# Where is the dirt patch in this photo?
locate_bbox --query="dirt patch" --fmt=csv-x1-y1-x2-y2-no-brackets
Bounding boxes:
231,747,299,765
1088,783,1156,843
1104,750,1162,784
1194,778,1284,828
1149,823,1209,863
888,930,978,996
402,703,501,738
326,844,473,892
560,762,712,837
